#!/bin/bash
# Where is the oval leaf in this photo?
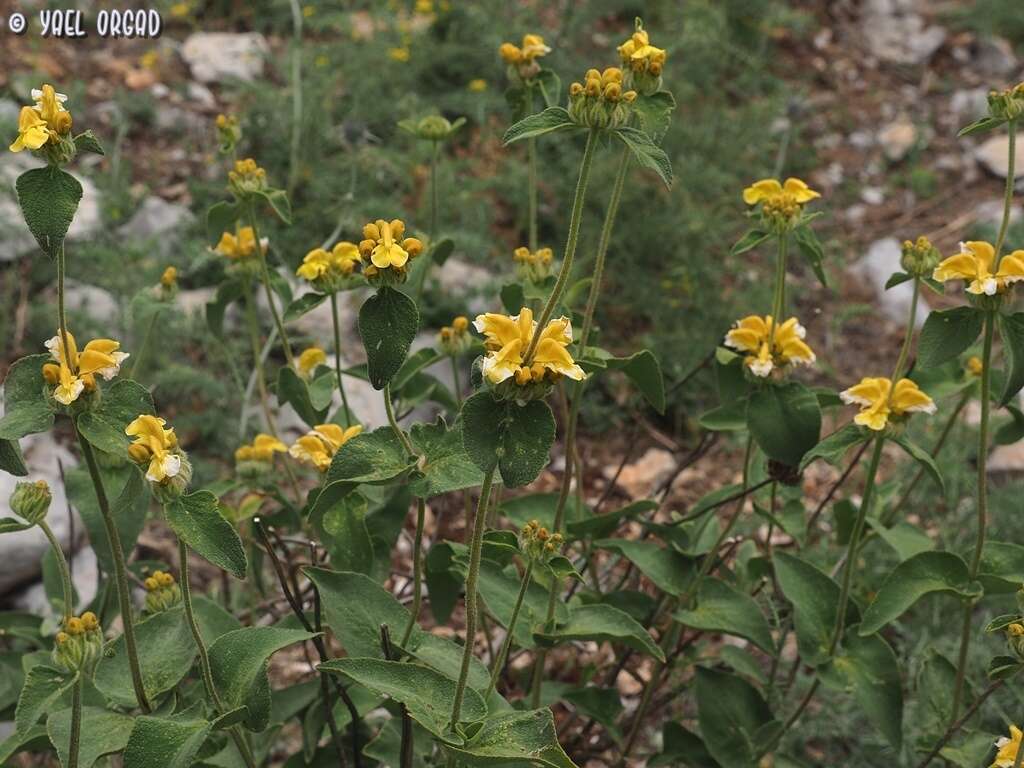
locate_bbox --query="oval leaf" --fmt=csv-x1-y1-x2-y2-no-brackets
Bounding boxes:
917,307,983,369
358,286,420,390
747,382,822,468
164,490,247,579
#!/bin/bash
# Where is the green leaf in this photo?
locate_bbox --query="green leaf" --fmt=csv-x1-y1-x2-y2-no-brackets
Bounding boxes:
277,366,328,429
208,627,315,732
996,404,1024,445
74,130,105,155
747,382,821,467
978,541,1024,594
0,724,48,765
988,655,1024,681
430,237,455,266
409,418,485,498
534,604,665,662
0,517,32,534
165,490,247,578
695,666,774,768
604,349,666,413
566,498,657,539
859,551,982,635
16,167,83,258
503,107,576,144
15,665,75,733
67,464,147,577
123,715,212,768
774,552,850,666
794,225,827,287
699,400,748,432
918,307,984,368
891,435,943,493
76,379,155,455
731,229,771,256
320,491,374,575
941,732,1005,767
868,520,934,562
649,722,719,768
47,706,133,768
358,286,420,389
284,291,328,322
674,578,775,654
461,391,555,487
632,90,676,141
885,272,913,289
394,348,445,390
820,629,903,748
320,658,487,737
478,560,567,648
0,354,55,440
206,200,243,244
257,188,292,224
444,708,579,767
958,115,1005,137
324,425,416,485
0,437,28,476
592,539,695,597
800,424,866,469
998,312,1024,405
615,126,673,188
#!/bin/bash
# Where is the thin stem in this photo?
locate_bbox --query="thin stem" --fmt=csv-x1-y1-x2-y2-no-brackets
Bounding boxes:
829,435,885,654
330,292,352,428
242,283,277,433
769,233,790,344
756,678,820,759
57,243,72,376
915,679,1004,768
400,498,426,647
128,308,160,382
75,429,151,713
450,468,495,727
995,119,1018,264
528,135,539,251
39,518,73,622
523,127,599,364
286,0,303,195
178,539,257,768
384,382,416,458
450,355,463,406
951,310,996,721
485,559,533,698
68,677,82,768
430,139,439,240
889,277,920,385
246,201,294,366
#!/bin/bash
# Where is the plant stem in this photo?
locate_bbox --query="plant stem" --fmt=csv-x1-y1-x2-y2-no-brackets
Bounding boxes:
769,233,789,342
430,139,439,240
995,119,1018,264
384,382,416,458
246,201,294,366
950,310,995,722
57,243,72,376
242,282,277,433
450,468,495,727
39,518,73,622
829,435,885,654
528,135,538,252
485,559,533,699
330,292,352,428
450,355,463,406
128,308,160,382
915,679,1004,768
286,0,303,195
69,676,82,768
178,538,257,768
400,497,426,647
75,428,151,713
889,277,920,385
523,127,599,364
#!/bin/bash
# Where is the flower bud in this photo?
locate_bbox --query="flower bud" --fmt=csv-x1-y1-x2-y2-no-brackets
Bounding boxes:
900,235,941,277
10,480,52,525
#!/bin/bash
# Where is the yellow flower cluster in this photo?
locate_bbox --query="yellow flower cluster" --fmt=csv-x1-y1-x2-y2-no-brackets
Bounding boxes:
840,377,935,431
42,330,128,406
143,570,181,613
359,219,423,280
724,315,816,378
10,85,72,154
933,240,1024,296
474,307,585,386
160,266,178,288
967,356,984,376
993,725,1023,768
297,242,362,289
568,68,637,128
296,347,327,379
499,34,550,66
215,113,241,153
215,226,265,261
513,246,554,282
617,25,666,94
743,177,820,226
900,236,941,277
290,424,363,472
439,316,471,355
235,434,287,463
521,519,564,562
126,414,188,486
53,611,102,674
228,158,268,194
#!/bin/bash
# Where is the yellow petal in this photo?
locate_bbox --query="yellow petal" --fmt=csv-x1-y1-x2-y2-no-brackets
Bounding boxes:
742,179,782,205
932,254,979,283
783,177,820,203
891,378,935,415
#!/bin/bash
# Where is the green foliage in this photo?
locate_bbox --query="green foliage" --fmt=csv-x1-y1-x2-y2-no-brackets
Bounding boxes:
15,167,82,258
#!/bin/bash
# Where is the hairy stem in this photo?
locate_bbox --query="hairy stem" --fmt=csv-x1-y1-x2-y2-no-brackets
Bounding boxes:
330,292,352,428
242,283,277,434
246,201,294,366
995,119,1018,264
528,135,539,251
128,308,160,382
39,518,73,622
400,498,427,647
485,559,533,699
68,676,82,768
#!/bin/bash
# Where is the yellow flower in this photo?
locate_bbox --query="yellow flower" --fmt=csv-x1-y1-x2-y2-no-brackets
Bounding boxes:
10,107,49,153
296,242,361,283
228,158,268,193
723,315,816,378
160,266,178,287
743,177,820,223
358,219,423,270
126,415,182,482
289,424,362,472
302,4,315,17
500,34,551,64
468,79,488,92
840,377,936,431
296,347,327,379
617,28,666,76
474,307,585,385
389,47,411,62
235,433,287,462
932,241,1024,296
41,330,128,404
33,85,72,135
169,2,190,17
967,356,984,376
214,227,264,260
992,725,1022,768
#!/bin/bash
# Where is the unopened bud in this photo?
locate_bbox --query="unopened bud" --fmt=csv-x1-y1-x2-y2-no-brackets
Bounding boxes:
10,480,51,525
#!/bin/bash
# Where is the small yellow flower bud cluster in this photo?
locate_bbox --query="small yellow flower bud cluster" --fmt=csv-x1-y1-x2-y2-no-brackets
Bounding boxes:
521,519,565,563
438,316,472,356
359,219,424,286
52,612,103,674
742,178,820,232
297,243,363,293
568,68,637,129
215,113,242,154
468,79,488,93
10,480,52,525
10,85,75,164
400,115,466,142
617,22,666,95
144,570,182,614
900,236,941,277
499,34,550,82
228,158,268,196
235,433,287,479
157,265,179,301
966,356,984,377
513,246,554,283
126,414,193,502
988,82,1024,121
